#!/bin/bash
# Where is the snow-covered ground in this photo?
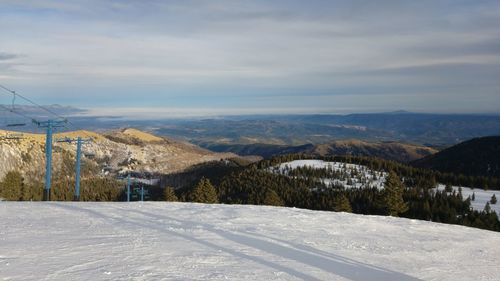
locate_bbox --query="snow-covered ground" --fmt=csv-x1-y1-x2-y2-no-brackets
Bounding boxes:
436,184,500,214
274,160,386,189
1,202,500,281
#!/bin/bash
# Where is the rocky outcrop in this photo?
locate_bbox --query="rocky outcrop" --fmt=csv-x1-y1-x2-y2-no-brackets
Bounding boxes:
0,128,237,182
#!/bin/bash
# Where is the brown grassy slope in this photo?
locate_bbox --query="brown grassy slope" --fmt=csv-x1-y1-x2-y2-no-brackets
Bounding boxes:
310,139,438,162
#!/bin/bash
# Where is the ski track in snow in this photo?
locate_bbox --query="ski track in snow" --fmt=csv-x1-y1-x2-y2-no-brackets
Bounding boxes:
1,202,500,280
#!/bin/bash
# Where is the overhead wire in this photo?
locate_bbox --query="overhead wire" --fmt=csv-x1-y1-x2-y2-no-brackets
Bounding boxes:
0,84,76,135
0,84,67,122
0,103,37,123
0,84,96,140
0,84,103,199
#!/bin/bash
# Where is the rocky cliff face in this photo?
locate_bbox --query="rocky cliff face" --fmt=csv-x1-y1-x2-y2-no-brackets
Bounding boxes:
0,128,237,182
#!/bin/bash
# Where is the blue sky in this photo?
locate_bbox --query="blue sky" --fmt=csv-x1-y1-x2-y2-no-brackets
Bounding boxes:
1,0,499,117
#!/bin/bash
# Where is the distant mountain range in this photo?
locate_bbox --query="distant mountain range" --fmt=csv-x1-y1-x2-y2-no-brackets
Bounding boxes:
153,112,500,147
412,136,500,178
201,139,437,162
3,108,500,148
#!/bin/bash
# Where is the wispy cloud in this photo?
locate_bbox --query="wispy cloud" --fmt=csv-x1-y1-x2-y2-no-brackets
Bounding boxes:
0,0,499,114
0,52,19,61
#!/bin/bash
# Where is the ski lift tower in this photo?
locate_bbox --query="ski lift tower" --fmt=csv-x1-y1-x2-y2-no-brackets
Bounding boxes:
56,136,93,201
0,86,71,201
33,119,67,201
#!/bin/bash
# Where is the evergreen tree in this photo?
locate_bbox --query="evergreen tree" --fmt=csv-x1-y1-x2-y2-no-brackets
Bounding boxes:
490,194,497,205
422,200,432,220
472,192,475,201
0,171,24,200
484,202,492,213
334,193,352,213
262,189,284,206
189,177,219,203
163,187,178,202
382,171,408,216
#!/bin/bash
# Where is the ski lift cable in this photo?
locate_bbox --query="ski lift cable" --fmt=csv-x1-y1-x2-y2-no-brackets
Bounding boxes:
0,105,41,134
0,104,37,123
0,85,76,134
2,96,27,127
0,103,72,132
0,84,67,121
0,84,95,140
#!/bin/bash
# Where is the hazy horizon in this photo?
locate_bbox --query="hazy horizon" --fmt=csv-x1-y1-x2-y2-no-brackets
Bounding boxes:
4,103,500,120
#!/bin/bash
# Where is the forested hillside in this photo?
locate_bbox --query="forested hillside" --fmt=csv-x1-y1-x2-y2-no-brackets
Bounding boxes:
413,136,500,178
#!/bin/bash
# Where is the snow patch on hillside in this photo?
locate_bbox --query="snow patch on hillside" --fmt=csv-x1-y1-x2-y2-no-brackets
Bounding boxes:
273,159,386,189
436,184,500,213
1,202,499,281
274,160,500,214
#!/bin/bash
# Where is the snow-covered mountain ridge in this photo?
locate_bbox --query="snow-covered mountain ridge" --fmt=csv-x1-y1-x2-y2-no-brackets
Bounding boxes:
1,202,499,281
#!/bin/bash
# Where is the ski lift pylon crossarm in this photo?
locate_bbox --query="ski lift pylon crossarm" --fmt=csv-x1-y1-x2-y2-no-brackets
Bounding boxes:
6,122,26,127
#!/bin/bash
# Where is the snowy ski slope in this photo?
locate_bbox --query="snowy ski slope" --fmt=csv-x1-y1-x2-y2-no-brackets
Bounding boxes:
1,202,500,281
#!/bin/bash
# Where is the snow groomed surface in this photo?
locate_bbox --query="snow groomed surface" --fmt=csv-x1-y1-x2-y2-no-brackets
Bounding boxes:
1,202,499,280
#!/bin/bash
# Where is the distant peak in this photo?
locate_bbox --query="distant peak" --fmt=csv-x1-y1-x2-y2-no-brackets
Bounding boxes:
121,128,164,142
385,110,412,114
